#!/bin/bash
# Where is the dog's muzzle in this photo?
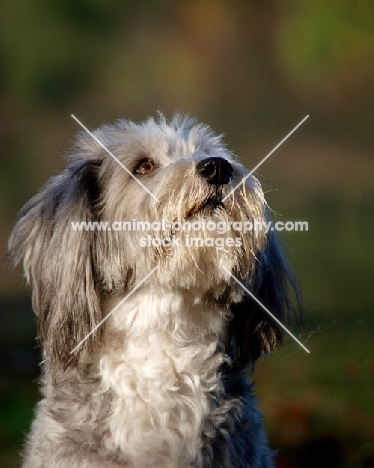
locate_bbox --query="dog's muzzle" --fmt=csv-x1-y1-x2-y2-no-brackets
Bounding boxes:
196,157,233,186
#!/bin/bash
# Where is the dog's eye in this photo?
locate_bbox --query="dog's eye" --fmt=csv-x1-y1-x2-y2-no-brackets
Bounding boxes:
134,158,155,175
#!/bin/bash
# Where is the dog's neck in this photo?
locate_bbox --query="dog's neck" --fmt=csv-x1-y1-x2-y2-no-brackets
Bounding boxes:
102,286,230,343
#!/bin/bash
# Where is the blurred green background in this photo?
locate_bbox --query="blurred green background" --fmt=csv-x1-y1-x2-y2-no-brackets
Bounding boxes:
0,1,373,467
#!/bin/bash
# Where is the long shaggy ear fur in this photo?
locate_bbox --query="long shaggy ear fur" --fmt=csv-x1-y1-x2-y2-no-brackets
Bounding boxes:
230,230,300,366
7,158,103,370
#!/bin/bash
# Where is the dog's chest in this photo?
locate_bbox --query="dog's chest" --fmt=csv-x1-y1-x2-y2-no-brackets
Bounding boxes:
99,335,222,467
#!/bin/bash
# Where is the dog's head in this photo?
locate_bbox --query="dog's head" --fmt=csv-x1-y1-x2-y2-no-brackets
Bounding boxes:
7,114,298,369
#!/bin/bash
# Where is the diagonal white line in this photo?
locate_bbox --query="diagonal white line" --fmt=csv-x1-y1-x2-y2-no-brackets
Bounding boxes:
71,114,159,203
222,266,310,354
222,115,309,202
70,265,159,355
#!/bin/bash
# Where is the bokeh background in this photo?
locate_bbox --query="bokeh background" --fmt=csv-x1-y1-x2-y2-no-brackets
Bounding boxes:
1,1,373,467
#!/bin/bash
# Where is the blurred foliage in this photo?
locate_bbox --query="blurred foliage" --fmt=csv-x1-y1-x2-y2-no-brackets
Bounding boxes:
0,0,373,467
279,1,374,84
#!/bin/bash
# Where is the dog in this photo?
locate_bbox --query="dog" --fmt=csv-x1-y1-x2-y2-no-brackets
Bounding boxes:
8,114,298,468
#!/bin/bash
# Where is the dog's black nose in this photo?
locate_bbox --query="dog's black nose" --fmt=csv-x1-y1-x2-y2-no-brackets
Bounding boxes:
196,157,233,185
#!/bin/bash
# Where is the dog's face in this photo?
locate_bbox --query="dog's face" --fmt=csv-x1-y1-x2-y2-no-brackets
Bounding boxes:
8,114,296,369
90,116,267,294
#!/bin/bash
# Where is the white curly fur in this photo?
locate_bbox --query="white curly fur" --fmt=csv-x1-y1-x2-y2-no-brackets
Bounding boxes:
100,291,227,467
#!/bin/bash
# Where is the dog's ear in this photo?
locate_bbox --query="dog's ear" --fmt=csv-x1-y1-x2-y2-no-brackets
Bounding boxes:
7,158,103,370
230,230,300,366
